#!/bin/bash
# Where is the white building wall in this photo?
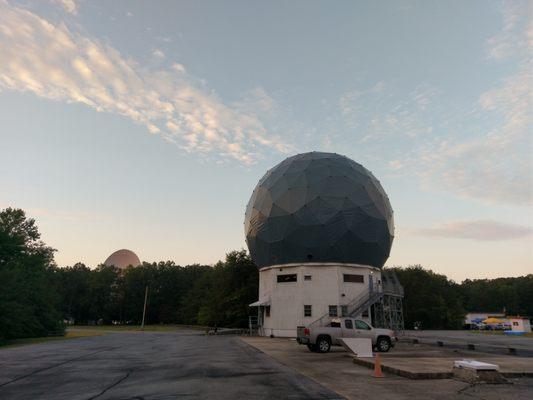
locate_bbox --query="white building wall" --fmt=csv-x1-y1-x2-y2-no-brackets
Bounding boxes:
510,318,532,332
257,263,380,337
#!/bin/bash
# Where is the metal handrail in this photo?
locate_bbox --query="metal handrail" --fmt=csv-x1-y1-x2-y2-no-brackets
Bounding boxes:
308,287,382,328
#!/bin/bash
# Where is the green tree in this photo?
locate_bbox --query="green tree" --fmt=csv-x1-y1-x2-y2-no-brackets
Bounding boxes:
389,265,465,329
196,250,258,328
0,208,64,342
88,265,121,323
54,263,91,324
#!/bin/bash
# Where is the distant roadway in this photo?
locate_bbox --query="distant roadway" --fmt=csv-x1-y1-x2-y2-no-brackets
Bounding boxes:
402,330,533,355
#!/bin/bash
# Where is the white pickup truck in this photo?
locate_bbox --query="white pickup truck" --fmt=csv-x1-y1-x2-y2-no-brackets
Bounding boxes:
297,317,397,353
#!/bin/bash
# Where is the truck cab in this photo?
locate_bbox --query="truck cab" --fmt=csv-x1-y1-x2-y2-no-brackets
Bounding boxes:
297,317,396,353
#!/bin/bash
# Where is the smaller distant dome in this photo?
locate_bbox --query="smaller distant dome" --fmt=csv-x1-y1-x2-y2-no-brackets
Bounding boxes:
104,249,141,269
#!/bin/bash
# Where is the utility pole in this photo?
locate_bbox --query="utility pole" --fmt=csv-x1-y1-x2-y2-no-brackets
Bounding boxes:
141,285,149,330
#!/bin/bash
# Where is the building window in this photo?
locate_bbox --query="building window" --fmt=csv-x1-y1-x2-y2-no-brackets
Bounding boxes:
362,310,369,317
277,274,297,283
343,274,364,283
304,275,312,281
344,319,353,329
265,306,271,317
341,305,348,317
329,305,338,317
304,305,312,317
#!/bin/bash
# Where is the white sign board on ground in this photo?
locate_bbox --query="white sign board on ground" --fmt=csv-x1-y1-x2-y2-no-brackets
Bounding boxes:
454,360,499,371
339,338,373,358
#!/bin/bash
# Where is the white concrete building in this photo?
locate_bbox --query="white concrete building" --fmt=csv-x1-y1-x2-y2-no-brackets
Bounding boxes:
251,263,380,337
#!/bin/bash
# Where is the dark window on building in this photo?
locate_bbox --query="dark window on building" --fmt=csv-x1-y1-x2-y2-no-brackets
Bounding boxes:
341,305,348,317
304,275,312,281
343,274,364,283
304,305,312,317
265,306,271,317
362,310,369,317
277,274,297,283
344,319,353,329
329,305,338,317
355,320,371,330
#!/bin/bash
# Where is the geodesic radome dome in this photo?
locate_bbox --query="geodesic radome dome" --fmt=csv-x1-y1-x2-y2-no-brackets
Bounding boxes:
244,152,394,269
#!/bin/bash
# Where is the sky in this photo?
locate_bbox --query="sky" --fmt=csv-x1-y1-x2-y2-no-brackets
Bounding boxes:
0,0,531,282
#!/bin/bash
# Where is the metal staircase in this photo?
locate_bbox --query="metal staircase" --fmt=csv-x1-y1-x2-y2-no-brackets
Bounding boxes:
372,270,405,333
307,270,404,332
308,287,382,329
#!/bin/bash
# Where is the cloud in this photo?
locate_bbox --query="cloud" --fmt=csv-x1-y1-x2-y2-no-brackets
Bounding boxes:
339,82,435,142
388,3,532,206
485,0,532,60
152,49,165,60
0,1,289,164
52,0,78,15
171,63,186,74
413,220,533,241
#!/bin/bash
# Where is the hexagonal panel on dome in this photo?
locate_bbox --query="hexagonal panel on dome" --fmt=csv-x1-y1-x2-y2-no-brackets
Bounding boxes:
244,152,394,269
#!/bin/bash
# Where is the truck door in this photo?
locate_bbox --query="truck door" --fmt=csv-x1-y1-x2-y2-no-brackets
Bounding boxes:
342,318,355,338
354,319,373,340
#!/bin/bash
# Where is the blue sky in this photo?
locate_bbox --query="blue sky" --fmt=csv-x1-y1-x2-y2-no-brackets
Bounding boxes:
0,0,531,281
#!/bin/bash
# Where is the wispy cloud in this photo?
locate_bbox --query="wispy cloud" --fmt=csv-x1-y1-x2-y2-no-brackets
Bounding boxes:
0,1,289,164
52,0,78,15
412,220,533,241
485,0,532,60
387,2,532,206
151,49,166,60
339,81,435,143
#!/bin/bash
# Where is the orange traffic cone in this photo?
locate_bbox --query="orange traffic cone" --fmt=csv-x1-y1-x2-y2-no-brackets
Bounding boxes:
373,353,385,378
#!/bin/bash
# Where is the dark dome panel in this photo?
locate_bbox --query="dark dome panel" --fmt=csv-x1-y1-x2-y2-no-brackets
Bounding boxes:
244,152,394,269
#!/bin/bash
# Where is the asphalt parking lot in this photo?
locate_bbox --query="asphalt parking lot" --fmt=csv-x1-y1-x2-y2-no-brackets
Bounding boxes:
2,331,533,400
0,331,341,400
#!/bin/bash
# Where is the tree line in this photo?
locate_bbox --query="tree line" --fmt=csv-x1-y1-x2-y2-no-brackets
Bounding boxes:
1,207,532,342
389,266,533,330
55,252,258,328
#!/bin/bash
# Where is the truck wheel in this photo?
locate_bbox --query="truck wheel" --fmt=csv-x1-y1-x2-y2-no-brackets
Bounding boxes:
316,336,331,353
376,336,391,352
307,344,318,352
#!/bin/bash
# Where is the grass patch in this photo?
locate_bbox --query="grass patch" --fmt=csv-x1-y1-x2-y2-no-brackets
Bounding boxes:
69,324,208,333
0,329,102,349
1,325,211,349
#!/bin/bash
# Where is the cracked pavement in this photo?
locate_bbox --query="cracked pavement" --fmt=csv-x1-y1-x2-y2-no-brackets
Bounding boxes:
0,331,342,400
